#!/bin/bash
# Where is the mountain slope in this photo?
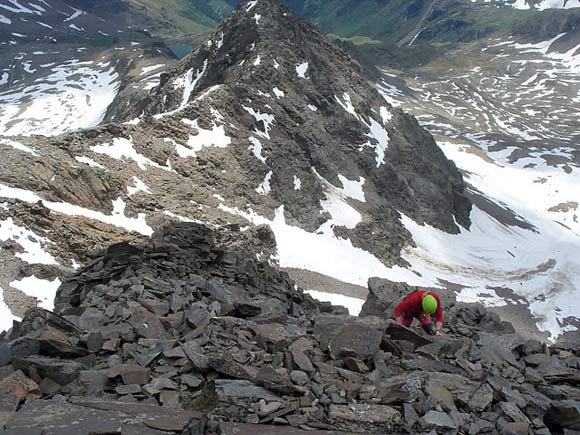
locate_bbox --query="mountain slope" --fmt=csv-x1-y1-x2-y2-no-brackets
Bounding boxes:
0,0,470,333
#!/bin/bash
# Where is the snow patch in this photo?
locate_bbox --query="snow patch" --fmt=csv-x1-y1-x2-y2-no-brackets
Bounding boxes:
338,175,366,202
296,62,309,79
249,137,266,163
175,59,208,110
91,137,164,171
272,87,284,98
293,175,302,190
10,276,61,311
314,169,362,235
364,117,390,167
176,119,231,158
242,105,275,139
335,93,358,118
140,64,164,76
0,286,19,332
74,156,103,168
0,184,153,235
256,171,273,195
127,176,151,196
0,218,58,265
0,138,38,155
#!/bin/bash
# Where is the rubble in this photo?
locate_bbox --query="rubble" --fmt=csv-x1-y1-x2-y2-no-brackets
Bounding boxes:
0,223,579,434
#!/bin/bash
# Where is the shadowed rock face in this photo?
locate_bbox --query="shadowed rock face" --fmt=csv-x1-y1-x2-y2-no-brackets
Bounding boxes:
1,222,579,434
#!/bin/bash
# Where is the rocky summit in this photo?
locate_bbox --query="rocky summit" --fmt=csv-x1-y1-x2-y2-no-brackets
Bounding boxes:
1,223,579,434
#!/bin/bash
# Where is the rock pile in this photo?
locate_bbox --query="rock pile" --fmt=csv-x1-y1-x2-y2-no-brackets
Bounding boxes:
1,223,579,434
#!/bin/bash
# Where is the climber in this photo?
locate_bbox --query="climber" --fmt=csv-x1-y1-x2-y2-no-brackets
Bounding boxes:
393,290,443,336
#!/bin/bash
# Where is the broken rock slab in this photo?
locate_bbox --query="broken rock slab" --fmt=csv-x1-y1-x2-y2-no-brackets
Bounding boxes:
2,398,203,434
214,379,282,403
13,356,85,386
386,322,433,347
419,410,458,432
328,323,383,361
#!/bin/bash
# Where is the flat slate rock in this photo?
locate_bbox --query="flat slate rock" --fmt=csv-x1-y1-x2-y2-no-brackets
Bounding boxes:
2,399,183,434
70,398,203,431
220,422,359,434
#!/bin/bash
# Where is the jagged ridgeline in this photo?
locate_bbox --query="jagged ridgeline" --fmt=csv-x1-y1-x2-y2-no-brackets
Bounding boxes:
1,222,579,434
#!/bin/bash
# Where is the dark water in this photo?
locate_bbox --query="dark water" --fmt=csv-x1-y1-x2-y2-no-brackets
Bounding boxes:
167,44,193,59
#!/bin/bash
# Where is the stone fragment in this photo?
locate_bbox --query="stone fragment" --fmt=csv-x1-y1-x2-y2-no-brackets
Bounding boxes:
38,377,61,396
3,398,201,434
524,353,551,367
185,307,210,330
214,379,281,403
108,364,150,385
71,399,203,432
386,323,433,347
0,370,41,401
163,347,186,359
78,370,111,396
328,403,401,433
500,402,531,424
468,383,493,412
181,341,209,372
251,324,291,353
469,418,496,435
293,350,314,373
220,423,355,434
502,422,530,435
181,374,203,389
258,400,282,417
375,373,423,405
290,370,309,386
343,357,369,374
115,384,142,395
159,390,180,408
426,384,456,412
13,356,84,386
403,403,419,427
143,377,177,395
129,308,168,340
545,400,580,431
419,411,458,431
235,301,262,318
328,324,383,360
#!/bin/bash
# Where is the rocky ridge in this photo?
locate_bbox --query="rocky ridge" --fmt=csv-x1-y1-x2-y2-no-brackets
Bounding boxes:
1,223,580,434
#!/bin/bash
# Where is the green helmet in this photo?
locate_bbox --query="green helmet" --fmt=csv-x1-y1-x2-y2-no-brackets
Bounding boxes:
422,294,438,315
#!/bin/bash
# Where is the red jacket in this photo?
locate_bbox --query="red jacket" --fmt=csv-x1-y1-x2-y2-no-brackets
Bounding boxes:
393,290,444,324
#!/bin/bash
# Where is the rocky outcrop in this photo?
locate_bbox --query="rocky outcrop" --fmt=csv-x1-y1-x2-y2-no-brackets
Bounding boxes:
1,223,579,434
